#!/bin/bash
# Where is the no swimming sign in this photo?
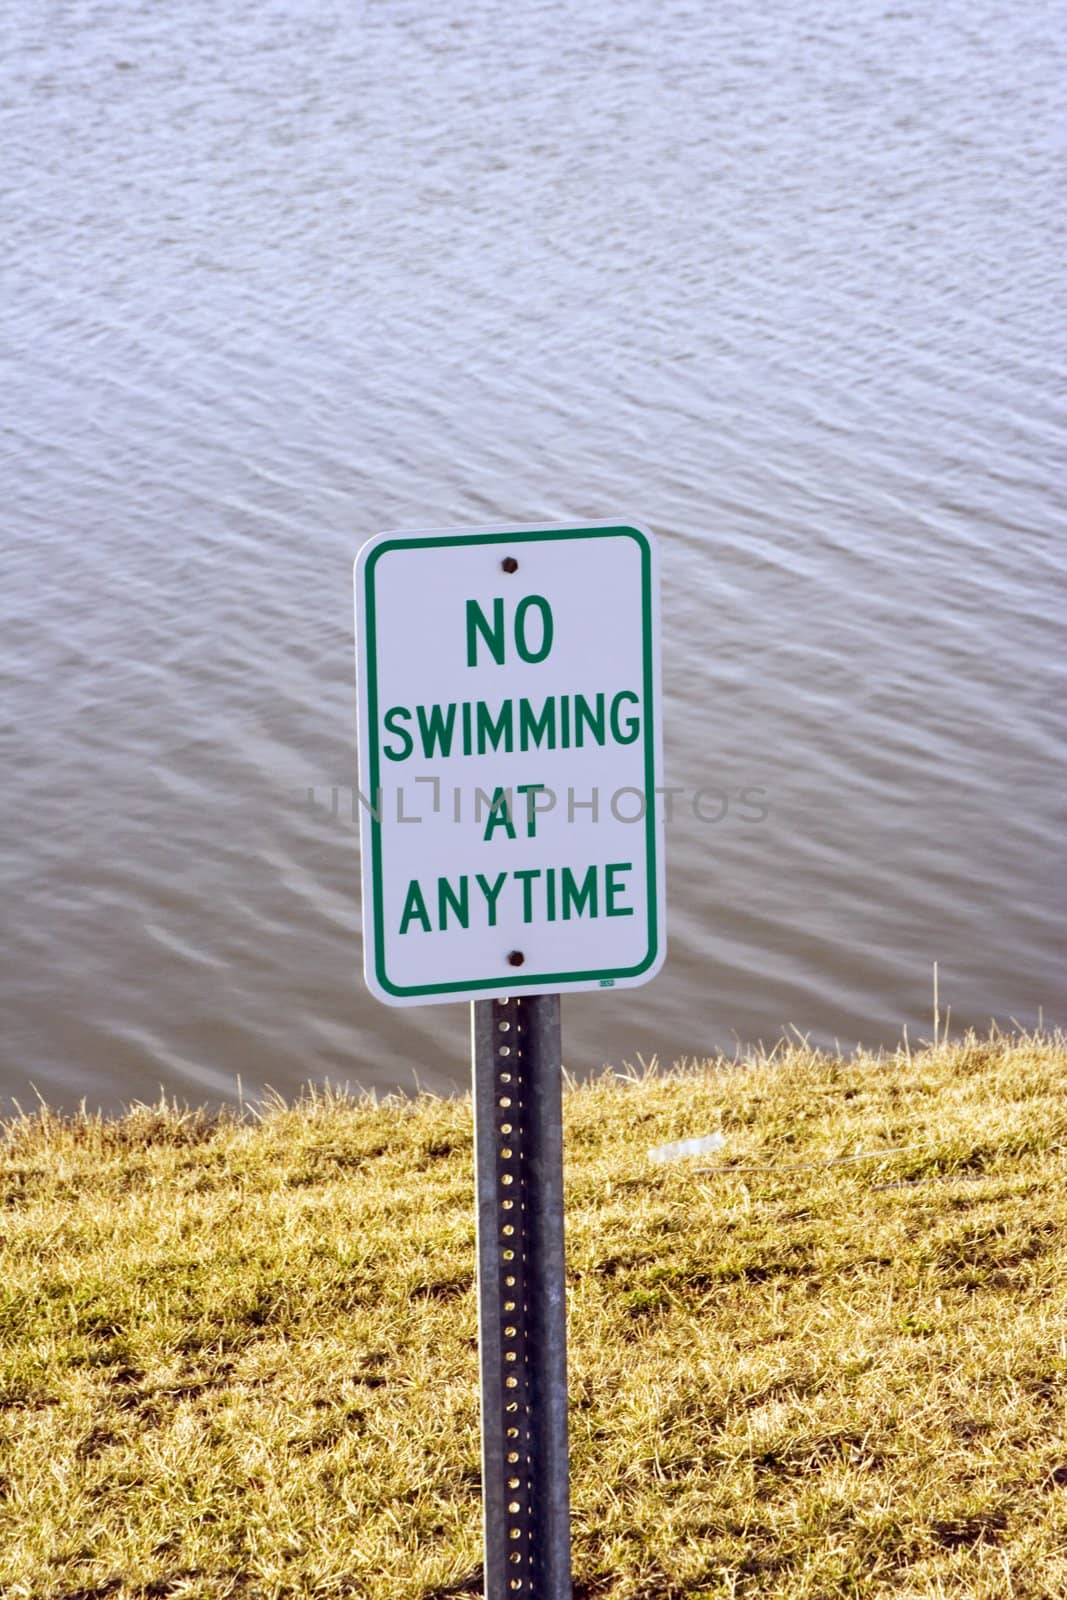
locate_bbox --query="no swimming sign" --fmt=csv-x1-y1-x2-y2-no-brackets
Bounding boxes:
353,522,665,1005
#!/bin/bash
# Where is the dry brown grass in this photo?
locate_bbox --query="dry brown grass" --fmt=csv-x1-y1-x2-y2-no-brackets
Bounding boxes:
1,1030,1065,1598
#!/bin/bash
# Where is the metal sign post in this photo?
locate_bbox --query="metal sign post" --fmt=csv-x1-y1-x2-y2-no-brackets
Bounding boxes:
473,993,571,1599
352,521,665,1600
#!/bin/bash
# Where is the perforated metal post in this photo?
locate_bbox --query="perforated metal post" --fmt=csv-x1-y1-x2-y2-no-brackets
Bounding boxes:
473,994,572,1599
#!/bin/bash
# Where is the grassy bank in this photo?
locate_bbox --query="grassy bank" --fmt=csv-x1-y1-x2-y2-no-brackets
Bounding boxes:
1,1032,1065,1599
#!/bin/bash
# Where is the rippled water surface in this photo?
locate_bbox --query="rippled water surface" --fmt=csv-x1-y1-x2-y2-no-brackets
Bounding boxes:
3,0,1065,1111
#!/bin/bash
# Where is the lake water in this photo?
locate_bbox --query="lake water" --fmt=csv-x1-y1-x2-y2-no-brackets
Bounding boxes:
2,0,1064,1113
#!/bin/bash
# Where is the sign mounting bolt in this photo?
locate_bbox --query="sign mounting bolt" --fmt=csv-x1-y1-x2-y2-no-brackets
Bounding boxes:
507,950,525,967
501,556,519,573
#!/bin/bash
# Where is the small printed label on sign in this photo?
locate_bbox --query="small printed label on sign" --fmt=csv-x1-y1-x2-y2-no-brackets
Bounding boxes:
353,522,665,1005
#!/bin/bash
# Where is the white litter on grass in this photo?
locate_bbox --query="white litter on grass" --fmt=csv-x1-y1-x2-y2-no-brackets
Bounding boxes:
648,1132,726,1163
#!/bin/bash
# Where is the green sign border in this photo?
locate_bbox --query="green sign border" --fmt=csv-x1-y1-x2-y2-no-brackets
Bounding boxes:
362,525,659,998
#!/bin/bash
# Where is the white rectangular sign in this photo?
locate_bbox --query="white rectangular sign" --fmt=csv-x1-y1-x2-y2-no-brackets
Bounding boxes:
353,521,664,1006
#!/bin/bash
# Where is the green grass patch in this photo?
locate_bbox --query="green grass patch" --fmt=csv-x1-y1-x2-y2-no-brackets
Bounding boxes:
1,1031,1065,1597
